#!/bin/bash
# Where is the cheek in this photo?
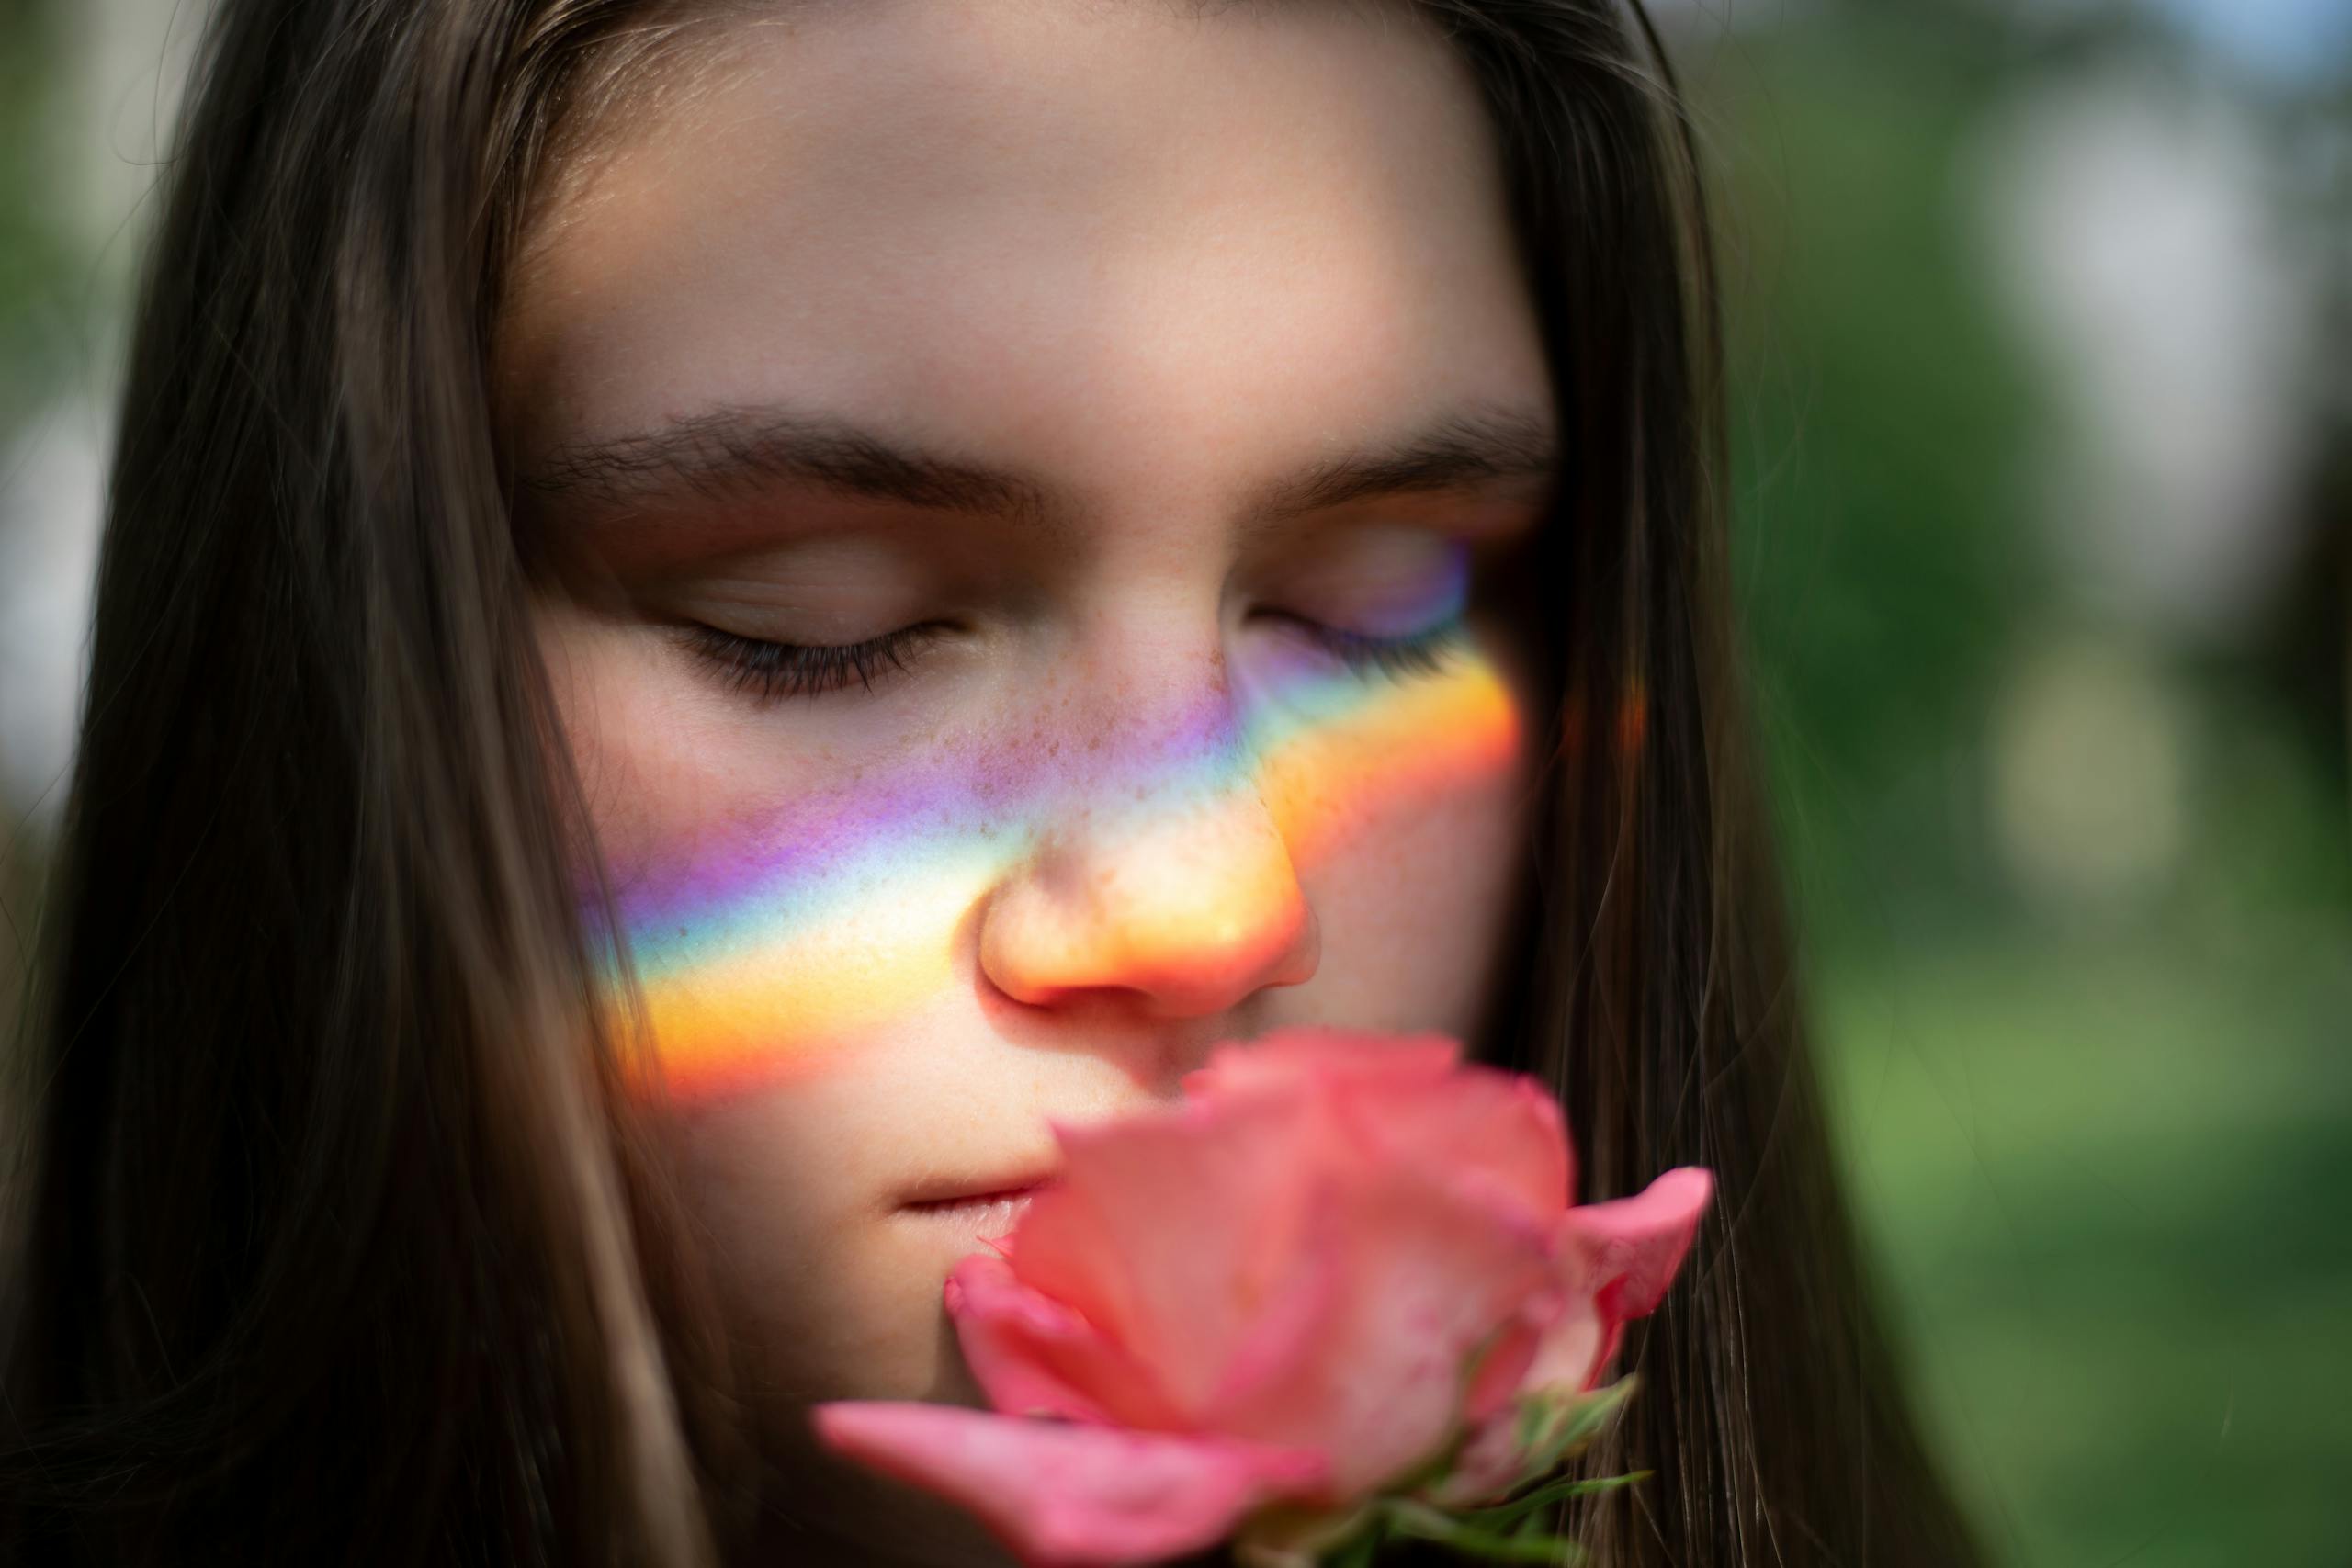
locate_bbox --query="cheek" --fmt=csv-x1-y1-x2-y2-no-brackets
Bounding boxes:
533,606,1009,1096
581,748,1023,1101
536,606,720,881
1251,640,1527,858
1254,648,1536,1032
669,1077,971,1398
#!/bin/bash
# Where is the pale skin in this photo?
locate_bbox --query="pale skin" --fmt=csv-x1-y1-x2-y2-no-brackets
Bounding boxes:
495,1,1560,1562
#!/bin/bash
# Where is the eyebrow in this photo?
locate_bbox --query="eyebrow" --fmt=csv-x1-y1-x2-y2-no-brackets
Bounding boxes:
514,400,1560,538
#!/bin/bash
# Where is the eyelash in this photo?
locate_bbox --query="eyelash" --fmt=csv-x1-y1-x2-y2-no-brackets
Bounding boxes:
678,613,1467,703
1278,613,1467,684
679,621,949,701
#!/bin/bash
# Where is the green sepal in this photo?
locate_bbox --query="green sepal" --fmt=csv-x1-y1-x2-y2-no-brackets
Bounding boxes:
1454,1469,1652,1531
1500,1374,1636,1493
1376,1499,1590,1564
1278,1371,1649,1562
1328,1524,1383,1568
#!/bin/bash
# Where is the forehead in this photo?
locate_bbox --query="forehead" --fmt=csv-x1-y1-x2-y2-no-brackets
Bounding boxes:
494,0,1550,500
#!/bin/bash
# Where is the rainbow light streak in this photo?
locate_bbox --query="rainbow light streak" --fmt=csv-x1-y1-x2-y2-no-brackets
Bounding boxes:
600,648,1525,1102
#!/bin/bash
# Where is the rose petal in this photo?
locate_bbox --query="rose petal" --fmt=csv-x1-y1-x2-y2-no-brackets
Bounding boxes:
1457,1291,1558,1425
944,1256,1190,1428
1203,1133,1556,1496
1559,1167,1713,1323
1186,1030,1570,1227
1334,1065,1572,1231
1181,1026,1462,1107
1418,1404,1529,1509
1007,1084,1327,1417
1512,1295,1608,1404
809,1401,1328,1568
1534,1166,1713,1392
1188,1183,1347,1431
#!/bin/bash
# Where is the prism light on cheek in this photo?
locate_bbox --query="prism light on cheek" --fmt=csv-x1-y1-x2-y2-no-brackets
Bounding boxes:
1250,637,1524,866
590,649,1527,1104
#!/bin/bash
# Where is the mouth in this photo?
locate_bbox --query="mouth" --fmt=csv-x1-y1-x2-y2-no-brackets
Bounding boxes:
897,1179,1056,1240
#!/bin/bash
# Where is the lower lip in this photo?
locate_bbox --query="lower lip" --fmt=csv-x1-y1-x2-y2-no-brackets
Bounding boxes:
899,1187,1042,1240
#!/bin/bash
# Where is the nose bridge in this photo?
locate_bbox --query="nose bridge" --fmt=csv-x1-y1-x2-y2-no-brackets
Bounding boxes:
978,657,1319,1020
1020,596,1270,858
1069,728,1288,904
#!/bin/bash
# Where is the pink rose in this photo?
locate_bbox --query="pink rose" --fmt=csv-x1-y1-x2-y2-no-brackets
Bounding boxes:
813,1027,1712,1566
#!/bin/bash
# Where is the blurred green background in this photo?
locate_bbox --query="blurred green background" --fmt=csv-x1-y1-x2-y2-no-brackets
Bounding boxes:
1685,4,2351,1563
0,1,2345,1562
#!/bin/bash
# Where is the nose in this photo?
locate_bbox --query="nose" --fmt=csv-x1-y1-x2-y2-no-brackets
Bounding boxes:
977,759,1321,1021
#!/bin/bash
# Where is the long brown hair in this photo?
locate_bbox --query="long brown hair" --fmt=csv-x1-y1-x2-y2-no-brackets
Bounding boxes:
1,1,1984,1564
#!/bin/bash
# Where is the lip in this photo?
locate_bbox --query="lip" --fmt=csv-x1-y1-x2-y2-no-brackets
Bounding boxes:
897,1165,1063,1212
893,1152,1063,1213
896,1180,1057,1242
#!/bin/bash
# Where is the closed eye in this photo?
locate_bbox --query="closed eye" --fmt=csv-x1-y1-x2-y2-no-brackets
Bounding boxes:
673,611,1468,706
674,621,949,701
1261,610,1468,684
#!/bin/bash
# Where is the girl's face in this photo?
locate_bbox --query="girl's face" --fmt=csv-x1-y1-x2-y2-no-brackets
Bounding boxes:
499,0,1555,1558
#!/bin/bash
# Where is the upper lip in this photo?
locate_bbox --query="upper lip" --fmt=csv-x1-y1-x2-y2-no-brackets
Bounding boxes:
898,1164,1063,1209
